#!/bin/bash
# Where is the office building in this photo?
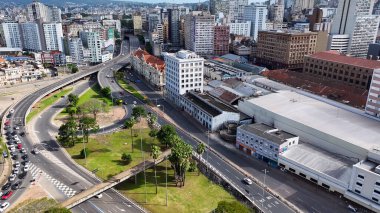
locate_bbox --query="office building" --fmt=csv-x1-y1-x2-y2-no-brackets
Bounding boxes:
1,22,22,49
68,37,84,64
184,12,215,56
27,0,49,22
148,14,160,32
163,50,204,106
133,14,143,35
87,32,102,63
293,0,314,12
213,25,230,56
269,0,284,23
228,21,251,37
243,3,267,40
366,70,380,117
49,6,62,22
256,30,317,69
308,7,323,31
43,23,63,51
168,6,181,46
209,0,229,16
329,0,380,58
367,43,380,60
236,123,299,164
303,51,380,90
20,22,42,52
228,0,248,23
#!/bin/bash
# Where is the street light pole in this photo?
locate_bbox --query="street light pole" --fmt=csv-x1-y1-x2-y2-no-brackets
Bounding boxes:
140,128,147,203
262,169,268,207
165,156,168,206
81,124,87,166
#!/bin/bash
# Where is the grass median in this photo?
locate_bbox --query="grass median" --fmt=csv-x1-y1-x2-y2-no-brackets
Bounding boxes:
116,160,238,213
26,88,73,123
116,75,147,101
66,128,162,180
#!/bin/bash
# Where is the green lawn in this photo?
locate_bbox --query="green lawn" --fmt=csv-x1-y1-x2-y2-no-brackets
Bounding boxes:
116,160,237,213
60,84,112,116
26,88,73,123
116,75,147,101
66,128,162,180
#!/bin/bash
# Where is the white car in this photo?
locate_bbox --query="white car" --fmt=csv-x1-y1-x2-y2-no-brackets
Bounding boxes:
9,174,16,181
13,135,19,140
9,109,14,114
9,145,15,150
33,149,39,155
21,148,26,154
23,164,30,171
95,193,103,198
243,177,253,185
14,161,20,168
13,126,19,130
10,147,15,152
0,202,10,212
13,168,19,174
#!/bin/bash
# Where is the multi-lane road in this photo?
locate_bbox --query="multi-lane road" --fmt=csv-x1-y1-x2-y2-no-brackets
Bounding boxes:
2,38,144,212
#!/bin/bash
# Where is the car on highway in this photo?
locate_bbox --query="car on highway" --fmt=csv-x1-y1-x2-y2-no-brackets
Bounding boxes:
8,174,16,182
1,183,11,191
13,168,19,174
11,181,22,190
1,191,13,200
95,193,103,198
0,202,10,212
18,172,27,179
111,80,115,83
9,109,14,114
106,75,111,78
243,177,253,185
19,132,25,137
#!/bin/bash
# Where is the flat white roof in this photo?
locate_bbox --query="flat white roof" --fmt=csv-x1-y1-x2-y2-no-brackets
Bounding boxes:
281,143,354,183
247,90,380,151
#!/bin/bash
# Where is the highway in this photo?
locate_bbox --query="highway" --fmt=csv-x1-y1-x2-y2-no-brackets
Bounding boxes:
2,38,144,212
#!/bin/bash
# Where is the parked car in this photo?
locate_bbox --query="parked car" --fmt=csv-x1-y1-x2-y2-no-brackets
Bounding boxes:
11,181,22,190
1,191,13,200
18,172,27,179
1,183,11,191
17,144,22,150
20,148,26,154
14,161,20,168
243,177,253,185
9,109,14,114
0,202,10,212
8,174,16,182
2,152,8,158
13,126,19,130
19,132,25,137
32,149,39,155
13,168,19,174
12,154,18,160
21,154,28,161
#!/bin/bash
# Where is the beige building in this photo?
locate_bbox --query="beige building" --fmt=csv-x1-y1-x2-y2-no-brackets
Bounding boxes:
366,69,380,117
303,51,380,90
256,30,317,69
133,14,143,35
131,48,165,90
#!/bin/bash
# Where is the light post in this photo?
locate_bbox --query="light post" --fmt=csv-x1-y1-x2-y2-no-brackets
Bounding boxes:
140,128,147,203
80,124,87,166
165,156,168,206
206,130,210,170
262,169,269,207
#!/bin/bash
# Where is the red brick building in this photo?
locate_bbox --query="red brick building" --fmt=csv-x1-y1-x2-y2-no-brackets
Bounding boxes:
214,25,230,56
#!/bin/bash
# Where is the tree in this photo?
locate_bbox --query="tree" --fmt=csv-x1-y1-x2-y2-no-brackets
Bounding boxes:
196,143,206,175
71,66,79,73
80,148,90,159
157,125,176,147
214,201,252,213
57,117,78,147
149,129,158,138
100,87,112,98
145,42,153,54
80,99,109,120
168,140,193,187
132,106,147,119
114,30,120,39
66,106,78,117
79,116,99,143
147,113,158,128
45,207,71,213
125,117,136,152
151,145,161,194
67,94,79,107
121,153,132,164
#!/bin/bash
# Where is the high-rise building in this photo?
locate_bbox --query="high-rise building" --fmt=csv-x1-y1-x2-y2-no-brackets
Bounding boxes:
210,0,229,17
148,14,160,32
49,6,62,22
87,32,102,63
214,25,230,56
43,23,63,51
256,30,317,69
243,3,268,40
228,0,248,23
228,21,251,37
293,0,314,12
184,12,215,56
1,22,22,48
329,0,380,58
308,7,323,31
163,50,204,106
20,22,42,52
133,14,143,35
269,0,284,23
168,6,180,46
366,69,380,117
69,37,84,64
27,0,49,22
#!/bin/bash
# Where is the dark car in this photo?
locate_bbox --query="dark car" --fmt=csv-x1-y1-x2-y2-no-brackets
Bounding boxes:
18,172,27,179
1,183,11,191
21,154,28,161
2,151,8,158
19,132,25,137
12,154,18,160
11,181,22,190
22,160,30,165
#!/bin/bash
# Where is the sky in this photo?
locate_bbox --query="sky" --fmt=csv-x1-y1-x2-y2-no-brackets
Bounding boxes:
117,0,267,4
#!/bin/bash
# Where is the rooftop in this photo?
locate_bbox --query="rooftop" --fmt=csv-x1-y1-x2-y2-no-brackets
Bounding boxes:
240,123,298,145
133,48,165,72
244,90,380,151
280,143,354,184
307,51,380,69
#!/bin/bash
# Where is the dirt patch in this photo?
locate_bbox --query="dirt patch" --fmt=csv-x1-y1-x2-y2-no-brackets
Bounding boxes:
9,183,49,212
54,106,126,128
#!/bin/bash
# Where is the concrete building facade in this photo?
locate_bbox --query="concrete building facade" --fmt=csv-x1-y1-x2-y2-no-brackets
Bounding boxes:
1,22,22,49
213,25,230,56
366,69,380,117
20,22,42,52
243,3,267,40
228,21,251,37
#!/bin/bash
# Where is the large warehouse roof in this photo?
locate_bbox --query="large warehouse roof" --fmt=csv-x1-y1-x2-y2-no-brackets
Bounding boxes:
245,90,380,151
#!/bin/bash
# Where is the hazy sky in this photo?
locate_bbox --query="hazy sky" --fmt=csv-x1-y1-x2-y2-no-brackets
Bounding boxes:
119,0,266,4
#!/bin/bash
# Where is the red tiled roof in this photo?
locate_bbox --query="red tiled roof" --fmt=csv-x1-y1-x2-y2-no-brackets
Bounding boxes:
307,51,380,69
133,48,165,72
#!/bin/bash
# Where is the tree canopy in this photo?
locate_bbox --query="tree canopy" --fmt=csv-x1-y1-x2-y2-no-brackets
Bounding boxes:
79,116,99,143
214,201,252,213
169,139,193,187
57,117,78,147
80,99,109,120
132,106,147,118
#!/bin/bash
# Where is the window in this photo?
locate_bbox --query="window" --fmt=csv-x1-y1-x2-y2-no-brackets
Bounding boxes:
310,178,318,183
299,173,306,178
279,163,285,168
374,190,380,195
376,182,380,186
289,168,295,173
358,174,364,179
356,182,363,187
355,189,361,194
322,183,330,189
372,197,379,202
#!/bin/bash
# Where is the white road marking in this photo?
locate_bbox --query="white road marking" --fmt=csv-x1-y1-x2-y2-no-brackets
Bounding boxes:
88,201,105,213
216,161,221,166
104,192,113,199
225,169,230,173
78,206,88,213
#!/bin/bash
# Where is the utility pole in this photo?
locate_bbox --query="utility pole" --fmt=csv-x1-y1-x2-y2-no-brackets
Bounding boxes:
165,156,168,206
140,128,147,203
262,169,269,207
81,124,87,166
206,130,210,171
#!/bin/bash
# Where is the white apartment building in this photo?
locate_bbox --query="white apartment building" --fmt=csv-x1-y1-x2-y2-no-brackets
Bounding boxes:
228,0,248,23
69,37,84,64
329,0,380,57
87,32,102,63
366,69,380,117
102,19,121,33
243,3,267,40
328,34,350,53
184,12,215,56
27,0,49,22
163,50,204,106
20,22,42,52
236,123,299,164
2,22,22,49
228,21,251,37
43,23,63,51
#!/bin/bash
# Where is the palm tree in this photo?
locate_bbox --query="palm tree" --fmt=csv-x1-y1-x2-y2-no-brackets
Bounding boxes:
125,117,136,152
196,143,206,175
151,145,161,194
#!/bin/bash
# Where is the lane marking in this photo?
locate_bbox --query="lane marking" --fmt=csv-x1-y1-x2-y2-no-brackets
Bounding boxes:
88,201,105,213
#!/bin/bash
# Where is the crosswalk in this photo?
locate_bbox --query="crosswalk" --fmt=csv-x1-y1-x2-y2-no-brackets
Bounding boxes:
29,163,77,197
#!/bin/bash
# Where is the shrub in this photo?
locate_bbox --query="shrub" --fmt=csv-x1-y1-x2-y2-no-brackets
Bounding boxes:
80,148,90,159
121,153,132,165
